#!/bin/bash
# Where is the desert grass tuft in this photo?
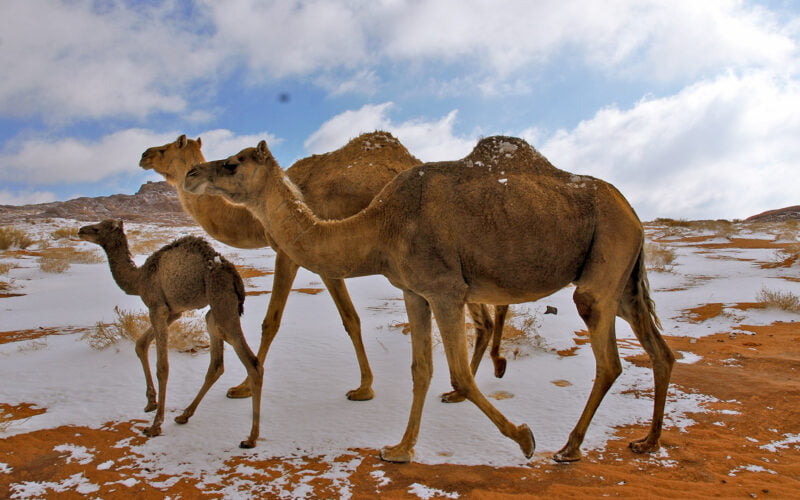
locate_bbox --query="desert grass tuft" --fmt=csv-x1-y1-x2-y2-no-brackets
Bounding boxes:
0,262,12,274
83,306,209,352
0,226,34,250
38,246,104,273
645,242,677,272
756,286,800,313
51,227,79,240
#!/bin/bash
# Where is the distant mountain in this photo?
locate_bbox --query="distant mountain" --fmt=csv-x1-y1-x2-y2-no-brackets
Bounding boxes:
0,181,194,225
746,205,800,223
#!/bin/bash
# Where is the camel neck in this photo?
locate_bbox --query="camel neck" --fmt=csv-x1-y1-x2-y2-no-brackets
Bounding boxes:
99,233,141,296
251,166,382,279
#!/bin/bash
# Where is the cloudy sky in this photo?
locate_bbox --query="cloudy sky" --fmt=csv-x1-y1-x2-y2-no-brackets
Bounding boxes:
1,0,799,220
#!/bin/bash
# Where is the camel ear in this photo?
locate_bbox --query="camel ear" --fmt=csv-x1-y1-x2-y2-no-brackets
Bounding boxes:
113,219,124,231
177,134,187,148
256,140,270,160
196,137,202,147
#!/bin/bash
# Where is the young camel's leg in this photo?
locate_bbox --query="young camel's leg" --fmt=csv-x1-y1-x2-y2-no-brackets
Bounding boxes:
431,298,534,459
143,305,172,438
490,305,509,378
227,250,299,398
174,312,225,426
441,303,494,403
617,261,675,454
321,276,374,400
553,285,624,462
136,313,180,412
220,313,263,449
380,290,433,463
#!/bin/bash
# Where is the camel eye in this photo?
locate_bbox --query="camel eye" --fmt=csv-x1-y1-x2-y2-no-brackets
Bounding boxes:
223,163,238,173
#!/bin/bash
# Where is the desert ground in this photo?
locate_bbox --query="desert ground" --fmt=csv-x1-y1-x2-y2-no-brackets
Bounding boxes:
1,217,799,498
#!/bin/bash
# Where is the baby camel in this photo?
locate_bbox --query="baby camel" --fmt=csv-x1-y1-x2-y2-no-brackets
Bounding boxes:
79,220,263,448
184,137,675,464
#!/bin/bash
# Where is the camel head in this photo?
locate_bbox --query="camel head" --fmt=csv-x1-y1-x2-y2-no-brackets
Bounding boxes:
78,219,124,246
140,134,204,185
183,140,277,205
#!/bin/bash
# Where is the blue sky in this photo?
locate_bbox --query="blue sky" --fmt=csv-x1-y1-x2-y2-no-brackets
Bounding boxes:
1,0,799,220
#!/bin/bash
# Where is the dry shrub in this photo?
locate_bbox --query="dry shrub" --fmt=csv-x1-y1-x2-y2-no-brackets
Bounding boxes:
756,286,800,313
38,247,104,273
503,308,551,357
767,243,800,268
51,227,79,240
653,218,692,228
0,262,12,274
83,306,209,352
0,410,14,432
0,226,34,250
645,242,677,272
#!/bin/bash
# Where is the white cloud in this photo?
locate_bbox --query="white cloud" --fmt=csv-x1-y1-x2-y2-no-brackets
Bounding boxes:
0,190,57,206
538,70,800,220
0,129,278,187
304,102,474,162
0,0,218,122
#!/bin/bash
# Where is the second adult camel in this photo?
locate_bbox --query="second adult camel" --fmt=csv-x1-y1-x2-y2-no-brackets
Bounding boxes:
183,136,675,464
141,132,508,402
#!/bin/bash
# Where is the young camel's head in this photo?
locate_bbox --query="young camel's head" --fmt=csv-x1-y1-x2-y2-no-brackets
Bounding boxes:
140,134,203,185
184,140,277,205
78,219,125,246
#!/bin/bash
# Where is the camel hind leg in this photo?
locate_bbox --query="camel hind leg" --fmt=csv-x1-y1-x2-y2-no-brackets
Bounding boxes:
227,251,298,399
136,313,180,412
175,314,225,425
490,305,509,378
618,248,675,454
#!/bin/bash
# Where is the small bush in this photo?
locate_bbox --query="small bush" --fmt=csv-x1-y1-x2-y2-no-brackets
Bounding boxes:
756,286,800,313
83,307,209,352
645,243,677,272
38,247,104,273
51,227,79,240
0,226,34,250
0,262,12,274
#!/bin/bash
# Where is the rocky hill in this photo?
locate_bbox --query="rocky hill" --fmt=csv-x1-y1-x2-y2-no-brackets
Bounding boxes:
745,205,800,223
0,181,194,225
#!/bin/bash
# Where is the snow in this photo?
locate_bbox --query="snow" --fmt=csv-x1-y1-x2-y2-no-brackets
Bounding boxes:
1,219,799,492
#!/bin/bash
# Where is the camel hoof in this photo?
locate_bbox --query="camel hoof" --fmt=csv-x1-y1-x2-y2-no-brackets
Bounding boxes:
174,414,190,425
226,384,252,399
239,439,256,449
380,444,414,463
144,402,157,413
493,357,507,378
552,447,581,463
143,426,161,438
440,390,466,403
346,387,375,401
515,424,535,459
629,437,660,454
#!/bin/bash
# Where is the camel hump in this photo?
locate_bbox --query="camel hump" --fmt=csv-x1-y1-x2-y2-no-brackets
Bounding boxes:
464,136,559,173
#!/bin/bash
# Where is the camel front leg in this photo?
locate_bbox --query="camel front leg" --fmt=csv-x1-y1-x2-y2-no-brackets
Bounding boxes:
227,251,299,398
431,299,534,459
380,290,433,463
175,313,225,426
321,276,374,401
144,308,171,438
135,327,157,412
136,313,179,413
441,303,493,403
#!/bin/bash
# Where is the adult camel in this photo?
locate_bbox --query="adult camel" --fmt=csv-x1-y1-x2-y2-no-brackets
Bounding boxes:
183,136,675,463
141,132,508,402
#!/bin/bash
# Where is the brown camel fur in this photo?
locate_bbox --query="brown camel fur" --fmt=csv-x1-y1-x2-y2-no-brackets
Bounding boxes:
78,220,263,448
141,133,508,402
183,136,675,464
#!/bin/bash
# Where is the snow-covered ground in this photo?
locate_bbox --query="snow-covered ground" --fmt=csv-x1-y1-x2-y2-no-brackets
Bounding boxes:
1,219,798,491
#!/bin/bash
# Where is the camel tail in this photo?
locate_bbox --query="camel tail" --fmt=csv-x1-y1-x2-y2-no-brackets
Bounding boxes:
627,244,662,332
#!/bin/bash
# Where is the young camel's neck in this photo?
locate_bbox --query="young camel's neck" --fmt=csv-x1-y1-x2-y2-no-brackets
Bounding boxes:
98,232,142,296
249,164,383,279
171,147,270,249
